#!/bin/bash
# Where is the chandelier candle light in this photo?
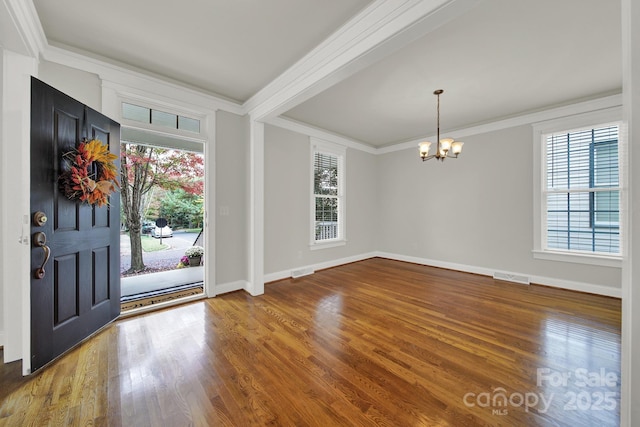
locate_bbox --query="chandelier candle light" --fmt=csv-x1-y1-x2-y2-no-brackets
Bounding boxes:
419,89,464,162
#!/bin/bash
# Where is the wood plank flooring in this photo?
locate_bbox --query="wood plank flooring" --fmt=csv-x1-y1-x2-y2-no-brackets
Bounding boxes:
0,258,621,426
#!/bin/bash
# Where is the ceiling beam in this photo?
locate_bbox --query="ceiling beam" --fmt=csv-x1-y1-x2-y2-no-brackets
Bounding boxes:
244,0,481,121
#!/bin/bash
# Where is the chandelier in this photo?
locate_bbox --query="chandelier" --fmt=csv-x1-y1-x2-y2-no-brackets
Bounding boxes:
418,89,463,161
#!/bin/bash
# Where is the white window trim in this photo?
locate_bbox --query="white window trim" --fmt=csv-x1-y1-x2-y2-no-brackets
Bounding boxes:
532,107,624,268
102,81,218,298
106,90,209,143
310,138,346,250
112,93,208,152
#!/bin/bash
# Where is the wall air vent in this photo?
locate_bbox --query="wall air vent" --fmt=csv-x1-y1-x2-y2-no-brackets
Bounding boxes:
493,272,530,285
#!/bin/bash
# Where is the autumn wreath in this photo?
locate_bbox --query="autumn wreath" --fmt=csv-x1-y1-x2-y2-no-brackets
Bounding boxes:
59,138,119,207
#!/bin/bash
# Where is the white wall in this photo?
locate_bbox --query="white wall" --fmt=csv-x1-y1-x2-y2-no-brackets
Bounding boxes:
377,124,621,293
215,110,250,285
38,60,102,111
264,124,377,278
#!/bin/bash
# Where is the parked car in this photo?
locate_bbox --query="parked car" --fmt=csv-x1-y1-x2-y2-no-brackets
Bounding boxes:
152,225,173,238
141,221,155,234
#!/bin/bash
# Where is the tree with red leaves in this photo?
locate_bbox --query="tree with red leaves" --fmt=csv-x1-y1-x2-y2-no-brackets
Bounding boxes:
120,144,204,273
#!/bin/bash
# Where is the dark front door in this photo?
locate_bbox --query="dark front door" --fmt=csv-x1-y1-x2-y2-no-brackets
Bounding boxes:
30,77,121,372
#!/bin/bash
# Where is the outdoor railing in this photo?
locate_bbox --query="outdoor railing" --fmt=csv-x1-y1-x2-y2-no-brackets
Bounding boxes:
315,222,338,240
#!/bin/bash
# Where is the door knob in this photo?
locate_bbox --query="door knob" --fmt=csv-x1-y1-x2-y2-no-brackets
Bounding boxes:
33,231,50,280
33,211,48,227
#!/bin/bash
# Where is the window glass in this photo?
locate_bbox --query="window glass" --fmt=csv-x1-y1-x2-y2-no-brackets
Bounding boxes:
311,143,345,245
151,110,177,128
314,152,340,241
122,103,150,123
178,116,200,133
122,102,201,135
544,125,620,254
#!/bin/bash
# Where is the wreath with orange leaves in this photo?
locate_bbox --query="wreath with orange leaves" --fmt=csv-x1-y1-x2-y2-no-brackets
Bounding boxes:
59,138,119,207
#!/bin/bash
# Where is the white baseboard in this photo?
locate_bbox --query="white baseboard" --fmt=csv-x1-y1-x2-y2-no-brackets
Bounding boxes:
264,252,378,284
376,252,495,277
214,280,249,296
376,251,622,298
256,250,621,298
528,274,621,298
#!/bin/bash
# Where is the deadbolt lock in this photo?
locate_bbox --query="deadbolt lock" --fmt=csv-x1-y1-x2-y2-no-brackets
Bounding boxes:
33,211,48,227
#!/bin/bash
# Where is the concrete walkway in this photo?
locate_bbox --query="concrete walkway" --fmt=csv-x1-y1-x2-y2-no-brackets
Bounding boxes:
120,231,200,273
121,266,204,297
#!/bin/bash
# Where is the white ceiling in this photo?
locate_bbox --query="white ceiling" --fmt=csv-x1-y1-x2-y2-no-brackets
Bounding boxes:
31,0,621,148
285,0,622,146
32,0,374,102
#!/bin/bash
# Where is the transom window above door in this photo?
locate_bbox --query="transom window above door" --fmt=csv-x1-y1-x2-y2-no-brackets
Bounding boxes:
122,102,200,134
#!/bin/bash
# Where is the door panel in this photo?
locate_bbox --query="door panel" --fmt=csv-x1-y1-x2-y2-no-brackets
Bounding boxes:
30,77,121,372
53,254,79,326
92,247,110,306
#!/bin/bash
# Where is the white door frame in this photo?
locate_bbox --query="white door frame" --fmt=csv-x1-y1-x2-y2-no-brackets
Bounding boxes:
101,81,217,299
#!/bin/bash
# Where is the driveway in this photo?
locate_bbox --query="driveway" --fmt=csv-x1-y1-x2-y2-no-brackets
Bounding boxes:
120,230,201,273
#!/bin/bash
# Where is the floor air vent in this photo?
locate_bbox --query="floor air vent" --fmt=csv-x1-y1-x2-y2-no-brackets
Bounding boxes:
291,267,314,279
493,272,530,285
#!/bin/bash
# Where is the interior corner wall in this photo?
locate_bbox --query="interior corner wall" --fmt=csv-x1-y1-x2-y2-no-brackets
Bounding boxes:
263,124,377,277
215,110,249,285
37,60,102,112
377,124,622,292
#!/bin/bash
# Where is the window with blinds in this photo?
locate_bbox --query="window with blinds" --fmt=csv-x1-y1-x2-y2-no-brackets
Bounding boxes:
312,144,344,244
544,124,620,254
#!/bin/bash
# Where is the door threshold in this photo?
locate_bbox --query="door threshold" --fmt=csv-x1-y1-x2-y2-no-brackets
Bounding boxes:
121,282,203,302
119,290,206,318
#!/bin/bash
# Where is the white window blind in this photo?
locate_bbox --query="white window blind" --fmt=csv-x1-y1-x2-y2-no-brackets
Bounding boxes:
544,124,620,254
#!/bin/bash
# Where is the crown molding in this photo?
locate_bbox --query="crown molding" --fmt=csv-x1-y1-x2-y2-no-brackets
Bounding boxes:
0,2,244,115
245,0,481,121
266,116,377,154
42,44,244,116
0,0,46,57
377,94,623,155
267,94,623,156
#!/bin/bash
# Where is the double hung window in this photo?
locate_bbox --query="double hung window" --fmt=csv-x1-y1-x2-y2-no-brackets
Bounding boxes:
544,125,620,254
534,109,623,266
311,140,345,248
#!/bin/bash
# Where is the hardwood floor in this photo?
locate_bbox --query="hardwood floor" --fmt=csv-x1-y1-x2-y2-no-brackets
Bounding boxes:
0,258,621,426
